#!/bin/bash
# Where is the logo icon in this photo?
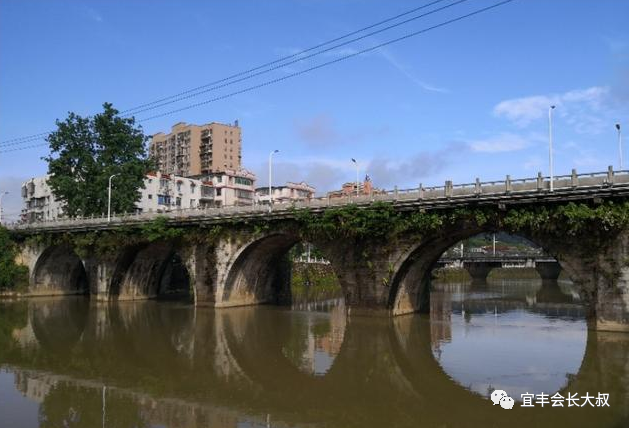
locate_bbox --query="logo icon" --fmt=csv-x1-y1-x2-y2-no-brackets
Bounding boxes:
491,390,514,410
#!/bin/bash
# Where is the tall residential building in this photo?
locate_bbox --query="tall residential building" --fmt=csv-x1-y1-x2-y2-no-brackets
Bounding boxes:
149,121,242,177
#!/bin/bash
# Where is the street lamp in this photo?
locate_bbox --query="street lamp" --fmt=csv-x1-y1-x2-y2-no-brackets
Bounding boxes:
0,191,8,224
351,158,359,197
615,123,622,170
268,150,279,208
548,105,556,192
107,174,118,222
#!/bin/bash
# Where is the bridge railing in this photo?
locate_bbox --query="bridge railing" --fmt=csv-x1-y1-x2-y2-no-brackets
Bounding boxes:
7,167,628,230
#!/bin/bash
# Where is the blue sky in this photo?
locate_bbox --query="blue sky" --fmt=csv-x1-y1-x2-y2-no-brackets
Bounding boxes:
0,0,628,220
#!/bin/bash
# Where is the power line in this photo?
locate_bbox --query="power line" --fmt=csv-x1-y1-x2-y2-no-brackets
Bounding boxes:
1,0,462,146
119,0,452,115
137,0,516,122
122,0,471,118
0,0,516,154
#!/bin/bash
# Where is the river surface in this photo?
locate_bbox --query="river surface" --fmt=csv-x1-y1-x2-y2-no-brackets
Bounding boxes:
0,279,627,427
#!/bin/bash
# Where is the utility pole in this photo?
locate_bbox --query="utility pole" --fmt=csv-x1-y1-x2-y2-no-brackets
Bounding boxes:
548,105,556,192
616,123,622,170
268,150,279,210
107,174,118,222
351,158,359,197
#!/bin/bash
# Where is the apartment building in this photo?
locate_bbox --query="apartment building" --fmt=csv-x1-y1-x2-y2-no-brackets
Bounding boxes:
256,181,315,204
149,121,242,177
21,176,65,222
20,169,257,222
196,168,257,208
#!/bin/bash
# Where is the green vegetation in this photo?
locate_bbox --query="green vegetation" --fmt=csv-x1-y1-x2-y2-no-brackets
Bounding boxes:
45,103,153,217
291,262,342,302
0,227,28,291
432,268,470,283
293,200,628,241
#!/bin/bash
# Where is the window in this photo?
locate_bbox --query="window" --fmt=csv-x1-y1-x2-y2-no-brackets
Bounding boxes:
148,194,153,200
158,195,171,205
236,189,253,199
176,197,181,206
235,177,252,186
216,188,222,196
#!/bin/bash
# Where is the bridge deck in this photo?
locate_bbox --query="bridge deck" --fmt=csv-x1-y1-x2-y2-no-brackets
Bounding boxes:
9,169,629,233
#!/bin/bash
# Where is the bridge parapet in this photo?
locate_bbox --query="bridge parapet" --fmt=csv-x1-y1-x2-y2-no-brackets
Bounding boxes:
6,168,628,233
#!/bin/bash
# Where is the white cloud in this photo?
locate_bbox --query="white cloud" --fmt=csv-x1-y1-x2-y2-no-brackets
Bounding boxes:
378,48,448,93
468,133,531,153
493,86,614,133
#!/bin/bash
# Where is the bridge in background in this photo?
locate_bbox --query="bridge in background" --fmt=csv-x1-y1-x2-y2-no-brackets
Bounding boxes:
436,255,561,281
7,168,629,332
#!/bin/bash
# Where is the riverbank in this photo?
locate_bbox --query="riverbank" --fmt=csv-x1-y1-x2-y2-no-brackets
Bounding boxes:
291,262,342,302
432,267,570,282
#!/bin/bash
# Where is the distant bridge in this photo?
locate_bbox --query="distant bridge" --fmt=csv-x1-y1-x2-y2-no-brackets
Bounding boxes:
436,255,561,280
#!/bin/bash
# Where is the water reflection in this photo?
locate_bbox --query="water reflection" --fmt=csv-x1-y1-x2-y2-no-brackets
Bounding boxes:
0,279,627,428
430,280,586,399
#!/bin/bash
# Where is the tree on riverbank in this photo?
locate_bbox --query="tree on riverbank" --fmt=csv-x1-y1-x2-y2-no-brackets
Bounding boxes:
44,103,152,217
0,227,28,290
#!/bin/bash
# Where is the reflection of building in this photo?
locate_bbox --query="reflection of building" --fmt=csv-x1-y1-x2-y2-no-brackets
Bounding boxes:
256,181,315,204
430,291,452,353
327,176,385,198
14,371,57,403
149,121,242,177
298,300,347,376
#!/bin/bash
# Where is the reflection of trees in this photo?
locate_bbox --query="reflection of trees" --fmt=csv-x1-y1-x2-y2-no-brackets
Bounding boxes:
0,301,28,359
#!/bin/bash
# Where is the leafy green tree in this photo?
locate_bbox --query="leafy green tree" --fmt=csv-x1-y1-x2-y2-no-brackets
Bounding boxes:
0,226,28,289
44,103,152,217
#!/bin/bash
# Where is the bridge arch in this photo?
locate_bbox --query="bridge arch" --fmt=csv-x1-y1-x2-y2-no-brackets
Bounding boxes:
387,227,571,316
217,232,301,307
109,241,194,302
31,245,88,296
216,232,343,308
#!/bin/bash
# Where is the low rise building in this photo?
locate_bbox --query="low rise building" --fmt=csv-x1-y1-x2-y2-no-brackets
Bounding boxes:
21,176,65,222
20,169,257,222
256,181,315,204
327,176,384,198
192,168,257,208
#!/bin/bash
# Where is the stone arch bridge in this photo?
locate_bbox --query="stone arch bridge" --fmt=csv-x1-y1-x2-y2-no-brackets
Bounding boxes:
9,169,629,331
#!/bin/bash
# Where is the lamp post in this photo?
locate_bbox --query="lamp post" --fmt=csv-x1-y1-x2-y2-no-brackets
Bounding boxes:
0,191,8,224
268,150,279,208
616,123,622,170
548,105,556,192
351,158,359,197
107,174,118,222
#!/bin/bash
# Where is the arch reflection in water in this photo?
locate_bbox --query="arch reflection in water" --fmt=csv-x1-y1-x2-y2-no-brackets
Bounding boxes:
430,279,587,400
283,298,346,376
0,294,627,428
